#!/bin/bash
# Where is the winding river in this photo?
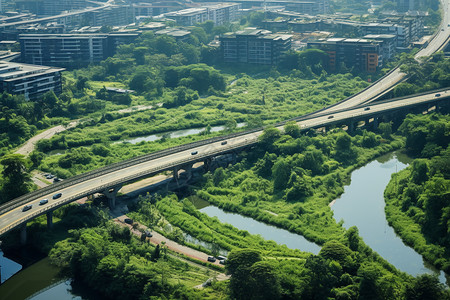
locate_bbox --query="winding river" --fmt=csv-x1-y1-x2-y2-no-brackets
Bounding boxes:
1,152,447,297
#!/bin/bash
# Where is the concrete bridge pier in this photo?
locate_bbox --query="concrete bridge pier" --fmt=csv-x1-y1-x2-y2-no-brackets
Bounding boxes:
372,117,379,130
102,185,123,210
204,158,212,171
184,164,193,180
173,167,179,185
47,211,53,229
20,223,27,245
347,121,355,134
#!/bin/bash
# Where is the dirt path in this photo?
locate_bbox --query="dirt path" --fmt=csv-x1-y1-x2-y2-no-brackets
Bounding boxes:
14,103,163,157
114,215,229,289
114,215,224,268
14,120,79,156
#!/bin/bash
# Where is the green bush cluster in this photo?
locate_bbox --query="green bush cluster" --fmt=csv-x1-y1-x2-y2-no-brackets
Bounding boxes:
385,113,450,273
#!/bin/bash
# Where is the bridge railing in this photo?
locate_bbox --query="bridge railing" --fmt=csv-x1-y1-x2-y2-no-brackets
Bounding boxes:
3,88,449,218
0,140,256,235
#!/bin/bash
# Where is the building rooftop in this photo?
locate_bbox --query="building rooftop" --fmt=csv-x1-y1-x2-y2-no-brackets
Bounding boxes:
165,8,207,17
155,28,191,37
0,61,64,82
363,34,397,39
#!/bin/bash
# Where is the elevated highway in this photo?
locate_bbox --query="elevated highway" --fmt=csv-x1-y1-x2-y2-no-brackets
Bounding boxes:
317,0,450,114
0,89,448,239
0,0,449,241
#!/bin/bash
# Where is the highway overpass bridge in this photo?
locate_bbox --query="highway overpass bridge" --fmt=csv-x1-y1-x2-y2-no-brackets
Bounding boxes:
315,0,450,113
0,89,448,243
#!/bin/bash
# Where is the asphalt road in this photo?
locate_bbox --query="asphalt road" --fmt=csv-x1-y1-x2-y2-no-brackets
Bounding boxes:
320,0,450,113
0,89,448,235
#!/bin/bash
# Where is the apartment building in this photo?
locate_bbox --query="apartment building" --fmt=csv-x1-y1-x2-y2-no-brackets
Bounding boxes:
0,61,64,100
14,0,88,16
308,38,383,73
363,34,397,60
19,33,138,68
361,23,409,48
220,28,292,65
165,3,241,26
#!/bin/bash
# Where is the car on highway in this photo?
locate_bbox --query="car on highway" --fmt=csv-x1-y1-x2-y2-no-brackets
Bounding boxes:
364,107,371,111
191,151,198,155
221,141,228,145
39,199,49,205
207,256,216,262
22,205,32,212
328,115,334,119
52,193,62,199
435,93,441,97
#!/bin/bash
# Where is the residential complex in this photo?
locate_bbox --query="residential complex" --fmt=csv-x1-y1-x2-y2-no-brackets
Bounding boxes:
14,0,88,16
164,3,241,26
220,28,292,65
308,38,383,72
0,61,64,100
19,33,138,68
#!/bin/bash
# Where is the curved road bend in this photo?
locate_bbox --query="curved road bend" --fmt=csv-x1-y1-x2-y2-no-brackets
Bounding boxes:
319,0,450,113
0,89,448,235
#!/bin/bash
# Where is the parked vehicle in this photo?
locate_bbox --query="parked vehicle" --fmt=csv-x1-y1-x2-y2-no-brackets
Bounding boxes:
53,177,61,183
45,174,54,179
124,218,133,225
145,230,153,237
52,193,62,199
22,205,32,212
39,199,49,205
221,141,227,145
328,115,334,119
207,256,216,262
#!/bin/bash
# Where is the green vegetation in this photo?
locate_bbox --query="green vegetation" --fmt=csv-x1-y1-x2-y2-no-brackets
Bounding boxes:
384,113,450,273
34,71,368,177
394,52,450,97
49,224,221,299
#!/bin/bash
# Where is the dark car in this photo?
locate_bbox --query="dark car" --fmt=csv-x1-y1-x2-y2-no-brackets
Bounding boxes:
53,177,61,183
124,218,133,225
145,230,153,237
22,205,32,212
52,193,62,199
328,115,334,119
207,256,216,263
39,199,49,205
221,141,228,145
364,107,371,111
191,151,198,155
435,93,441,97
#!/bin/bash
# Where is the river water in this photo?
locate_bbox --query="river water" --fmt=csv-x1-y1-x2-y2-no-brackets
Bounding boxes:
116,122,246,145
331,152,448,284
199,206,321,254
48,123,246,156
2,152,448,296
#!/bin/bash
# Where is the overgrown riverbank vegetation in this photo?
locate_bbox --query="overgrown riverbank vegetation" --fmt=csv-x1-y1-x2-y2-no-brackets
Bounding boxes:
122,113,449,299
384,113,450,274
